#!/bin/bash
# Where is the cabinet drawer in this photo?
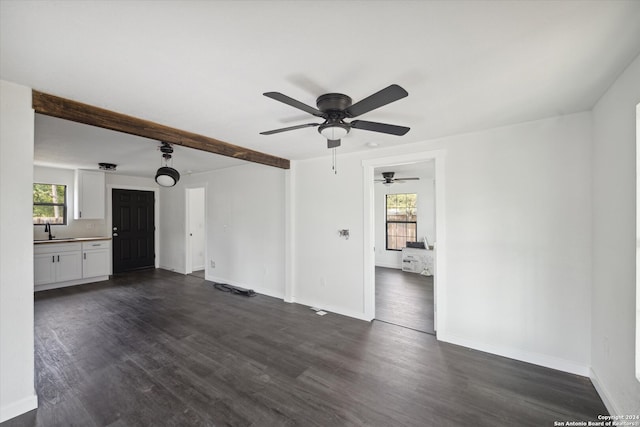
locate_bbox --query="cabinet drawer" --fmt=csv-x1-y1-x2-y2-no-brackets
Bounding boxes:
34,243,81,255
82,240,111,250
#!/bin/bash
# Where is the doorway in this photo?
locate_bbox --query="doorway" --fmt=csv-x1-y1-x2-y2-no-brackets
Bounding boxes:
362,150,446,334
112,189,155,273
186,187,206,277
373,162,435,334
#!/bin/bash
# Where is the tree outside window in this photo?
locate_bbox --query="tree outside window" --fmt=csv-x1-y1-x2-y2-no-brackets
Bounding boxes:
33,183,67,225
386,193,417,250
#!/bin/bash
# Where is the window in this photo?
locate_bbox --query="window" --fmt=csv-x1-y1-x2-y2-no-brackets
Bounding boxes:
33,183,67,225
386,193,417,250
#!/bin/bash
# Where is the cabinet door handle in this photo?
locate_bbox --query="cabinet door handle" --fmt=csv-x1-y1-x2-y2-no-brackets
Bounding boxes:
52,256,55,263
57,255,60,262
84,253,86,260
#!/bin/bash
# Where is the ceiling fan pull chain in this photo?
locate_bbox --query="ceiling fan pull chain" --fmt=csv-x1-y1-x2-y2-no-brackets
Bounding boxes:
332,148,338,175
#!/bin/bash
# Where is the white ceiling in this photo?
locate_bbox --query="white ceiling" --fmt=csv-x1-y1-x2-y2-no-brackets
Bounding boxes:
2,1,640,177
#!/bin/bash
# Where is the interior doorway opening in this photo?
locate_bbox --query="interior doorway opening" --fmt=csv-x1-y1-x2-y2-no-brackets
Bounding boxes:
186,187,206,276
362,150,446,335
374,161,435,334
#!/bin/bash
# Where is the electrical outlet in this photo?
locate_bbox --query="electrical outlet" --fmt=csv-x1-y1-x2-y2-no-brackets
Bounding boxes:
210,260,215,268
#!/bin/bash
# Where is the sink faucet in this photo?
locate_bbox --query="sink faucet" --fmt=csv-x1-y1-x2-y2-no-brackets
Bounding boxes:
44,222,54,240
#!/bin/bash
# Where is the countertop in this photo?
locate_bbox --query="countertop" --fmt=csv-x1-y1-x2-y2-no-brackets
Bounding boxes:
34,237,111,245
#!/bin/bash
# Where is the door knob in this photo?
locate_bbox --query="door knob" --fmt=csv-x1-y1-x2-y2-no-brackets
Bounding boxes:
113,227,118,231
113,233,119,237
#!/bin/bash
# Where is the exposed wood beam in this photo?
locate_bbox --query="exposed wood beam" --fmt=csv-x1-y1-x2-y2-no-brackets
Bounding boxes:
32,90,290,170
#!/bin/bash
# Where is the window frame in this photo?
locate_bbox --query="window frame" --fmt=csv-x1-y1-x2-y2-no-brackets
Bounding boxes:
33,183,68,226
385,193,417,251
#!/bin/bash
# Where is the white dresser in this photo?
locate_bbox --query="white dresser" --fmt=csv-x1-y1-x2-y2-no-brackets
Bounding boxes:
401,247,434,275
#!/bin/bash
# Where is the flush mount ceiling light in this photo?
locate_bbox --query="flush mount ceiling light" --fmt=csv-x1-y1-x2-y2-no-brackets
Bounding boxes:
155,142,180,187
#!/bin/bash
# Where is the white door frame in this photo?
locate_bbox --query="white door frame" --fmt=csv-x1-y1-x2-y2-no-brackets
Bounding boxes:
362,149,446,333
185,186,207,275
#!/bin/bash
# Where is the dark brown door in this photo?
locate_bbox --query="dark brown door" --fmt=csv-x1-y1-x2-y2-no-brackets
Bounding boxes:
112,189,155,273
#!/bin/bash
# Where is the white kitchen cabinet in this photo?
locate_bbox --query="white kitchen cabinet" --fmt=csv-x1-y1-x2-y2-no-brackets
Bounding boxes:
74,170,105,219
34,239,111,291
34,243,82,285
82,240,110,278
57,251,83,281
34,253,56,285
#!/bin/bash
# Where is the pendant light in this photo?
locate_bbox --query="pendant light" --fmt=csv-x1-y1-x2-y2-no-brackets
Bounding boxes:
156,142,180,187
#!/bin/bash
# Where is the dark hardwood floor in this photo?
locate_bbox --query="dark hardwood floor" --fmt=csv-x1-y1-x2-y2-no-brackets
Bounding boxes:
189,269,206,279
3,269,606,426
375,266,434,334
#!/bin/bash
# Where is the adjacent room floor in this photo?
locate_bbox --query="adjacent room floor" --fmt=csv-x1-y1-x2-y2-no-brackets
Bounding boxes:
375,266,434,334
3,269,606,426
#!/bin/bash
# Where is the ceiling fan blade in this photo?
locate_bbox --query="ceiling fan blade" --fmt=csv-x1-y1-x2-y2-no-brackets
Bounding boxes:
345,84,408,118
327,139,341,149
350,120,410,136
263,92,324,117
396,177,420,181
260,123,319,135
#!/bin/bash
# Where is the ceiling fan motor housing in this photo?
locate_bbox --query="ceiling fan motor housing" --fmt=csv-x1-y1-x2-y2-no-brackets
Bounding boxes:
316,93,352,113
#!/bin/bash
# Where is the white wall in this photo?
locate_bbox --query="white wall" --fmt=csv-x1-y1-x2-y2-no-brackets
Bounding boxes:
159,163,286,298
375,174,435,269
0,80,37,422
292,111,593,375
590,53,640,415
33,166,107,240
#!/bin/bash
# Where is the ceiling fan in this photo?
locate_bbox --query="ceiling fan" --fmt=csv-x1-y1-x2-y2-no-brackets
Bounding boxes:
375,171,420,185
260,84,410,148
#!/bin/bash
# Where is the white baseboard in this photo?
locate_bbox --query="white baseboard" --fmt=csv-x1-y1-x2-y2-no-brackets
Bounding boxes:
437,331,590,377
288,295,371,322
0,394,37,423
34,275,109,292
590,367,620,415
159,265,186,275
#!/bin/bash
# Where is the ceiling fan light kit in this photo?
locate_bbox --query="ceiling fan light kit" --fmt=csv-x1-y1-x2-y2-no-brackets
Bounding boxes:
155,142,180,187
319,122,349,141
